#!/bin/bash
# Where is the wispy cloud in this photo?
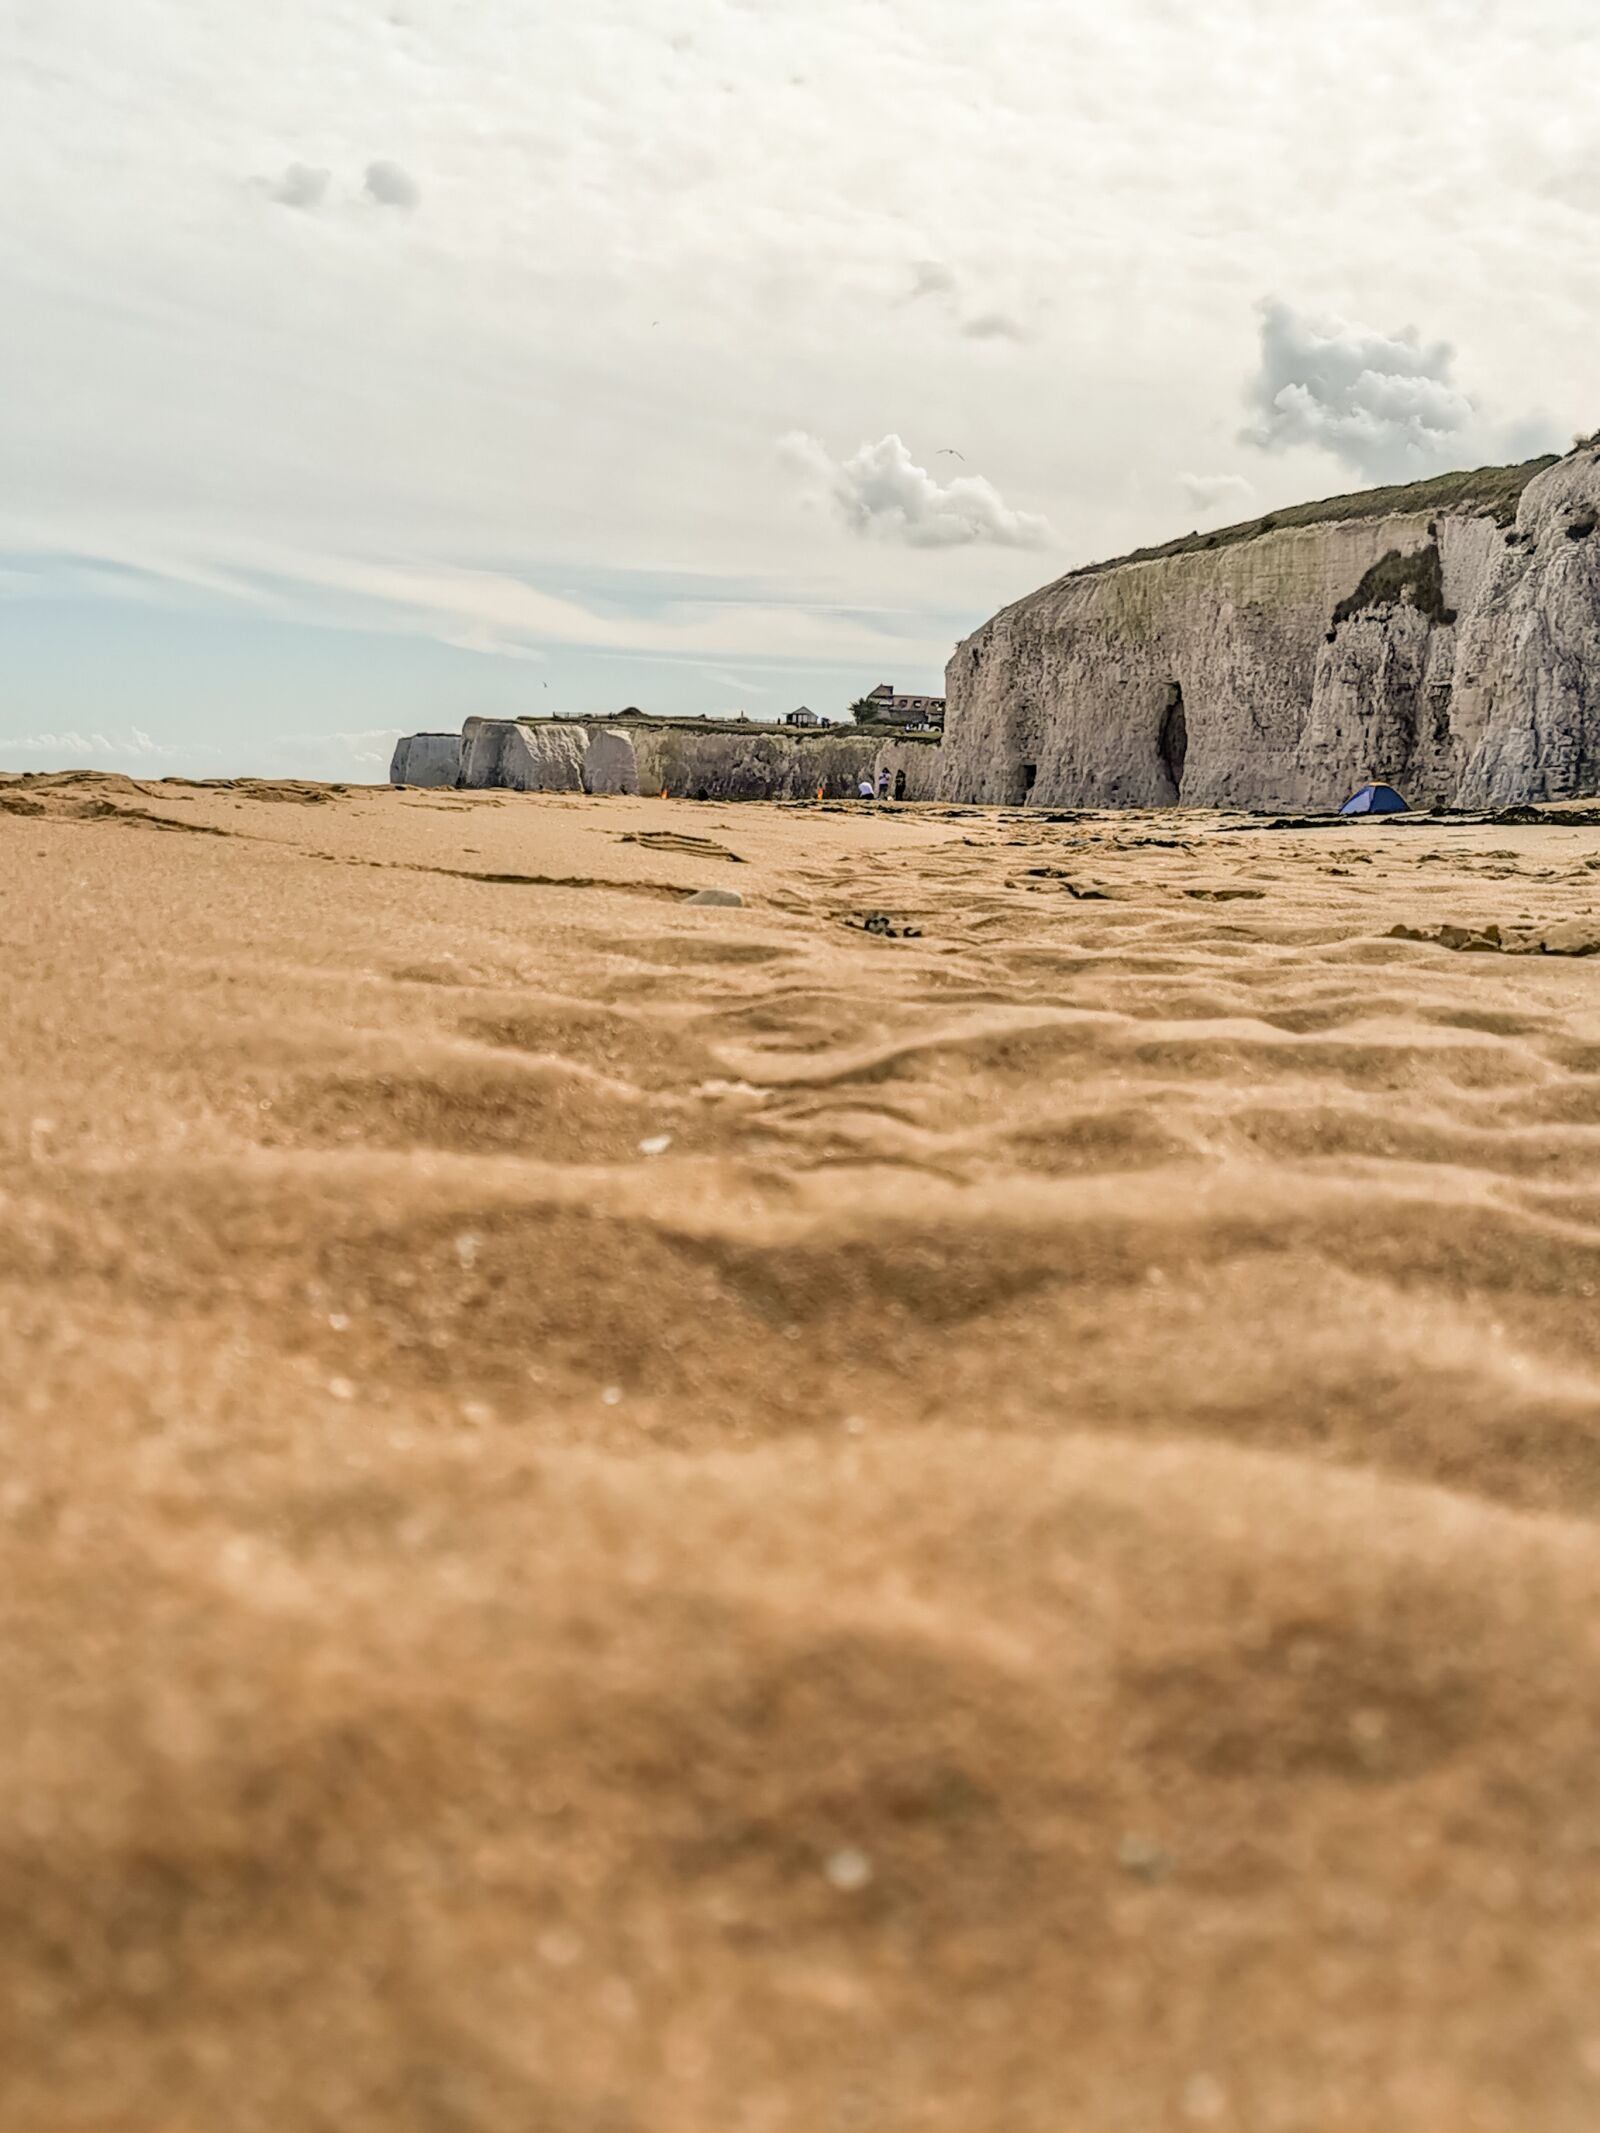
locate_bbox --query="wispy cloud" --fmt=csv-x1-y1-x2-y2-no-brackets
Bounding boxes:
3,528,961,673
3,727,180,761
961,311,1027,343
908,259,958,302
293,726,405,768
1178,471,1257,518
901,260,1031,342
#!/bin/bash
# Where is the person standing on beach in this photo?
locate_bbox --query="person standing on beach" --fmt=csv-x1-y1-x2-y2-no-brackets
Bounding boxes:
877,766,890,801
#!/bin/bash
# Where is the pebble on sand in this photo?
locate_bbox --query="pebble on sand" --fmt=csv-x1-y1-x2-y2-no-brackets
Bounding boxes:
1116,1833,1172,1882
824,1848,874,1891
685,887,743,907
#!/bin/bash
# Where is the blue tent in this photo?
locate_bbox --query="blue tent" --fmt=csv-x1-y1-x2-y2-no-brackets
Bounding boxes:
1341,782,1409,816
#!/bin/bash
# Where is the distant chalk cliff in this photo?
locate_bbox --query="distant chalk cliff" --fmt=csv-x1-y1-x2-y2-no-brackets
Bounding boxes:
390,715,923,799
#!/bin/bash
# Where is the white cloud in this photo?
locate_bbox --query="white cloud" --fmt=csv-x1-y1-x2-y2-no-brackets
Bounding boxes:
270,163,330,210
1178,471,1257,519
1240,299,1563,484
364,160,419,211
1242,300,1476,481
780,432,1053,549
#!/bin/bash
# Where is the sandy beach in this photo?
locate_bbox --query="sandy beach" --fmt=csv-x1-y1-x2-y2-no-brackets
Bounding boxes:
5,770,1600,2131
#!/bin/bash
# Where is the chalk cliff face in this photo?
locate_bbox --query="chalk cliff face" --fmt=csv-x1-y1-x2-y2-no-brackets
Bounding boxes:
1454,451,1600,804
388,732,463,787
942,442,1600,810
391,718,920,800
874,737,945,802
628,725,877,801
458,718,589,791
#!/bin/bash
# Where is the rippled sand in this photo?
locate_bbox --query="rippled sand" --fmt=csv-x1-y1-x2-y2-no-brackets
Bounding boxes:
6,770,1600,2131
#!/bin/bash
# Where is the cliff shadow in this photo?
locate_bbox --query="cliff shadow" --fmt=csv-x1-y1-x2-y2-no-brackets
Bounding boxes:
1158,684,1188,801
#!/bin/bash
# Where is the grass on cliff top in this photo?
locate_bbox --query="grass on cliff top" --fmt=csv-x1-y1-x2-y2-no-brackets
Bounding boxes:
510,714,938,742
1068,454,1560,579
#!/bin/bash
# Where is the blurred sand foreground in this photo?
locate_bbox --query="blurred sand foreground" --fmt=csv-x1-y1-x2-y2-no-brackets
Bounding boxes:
5,769,1600,2133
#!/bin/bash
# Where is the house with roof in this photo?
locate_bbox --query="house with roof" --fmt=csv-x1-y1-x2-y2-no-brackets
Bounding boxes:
864,683,945,730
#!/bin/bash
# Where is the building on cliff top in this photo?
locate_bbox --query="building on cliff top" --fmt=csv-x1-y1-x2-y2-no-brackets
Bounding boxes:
864,683,945,730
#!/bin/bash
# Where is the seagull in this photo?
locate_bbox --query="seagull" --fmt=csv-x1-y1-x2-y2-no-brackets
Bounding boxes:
935,447,966,460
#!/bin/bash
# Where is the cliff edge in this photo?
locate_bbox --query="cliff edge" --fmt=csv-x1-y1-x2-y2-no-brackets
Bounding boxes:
943,438,1600,809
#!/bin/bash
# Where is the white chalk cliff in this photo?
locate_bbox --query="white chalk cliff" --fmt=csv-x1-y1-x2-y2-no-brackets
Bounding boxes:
391,716,899,799
387,732,463,787
941,439,1600,810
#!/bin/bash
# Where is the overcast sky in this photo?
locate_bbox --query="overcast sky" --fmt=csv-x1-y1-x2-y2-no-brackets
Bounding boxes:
1,0,1594,775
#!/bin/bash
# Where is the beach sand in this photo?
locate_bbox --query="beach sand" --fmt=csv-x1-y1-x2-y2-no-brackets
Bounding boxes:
5,770,1600,2131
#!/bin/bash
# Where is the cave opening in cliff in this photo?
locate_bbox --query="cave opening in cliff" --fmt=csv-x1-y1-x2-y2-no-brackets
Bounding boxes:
1021,763,1037,800
1159,684,1188,799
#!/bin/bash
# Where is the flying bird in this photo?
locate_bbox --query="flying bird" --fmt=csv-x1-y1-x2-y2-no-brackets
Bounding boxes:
935,447,966,461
